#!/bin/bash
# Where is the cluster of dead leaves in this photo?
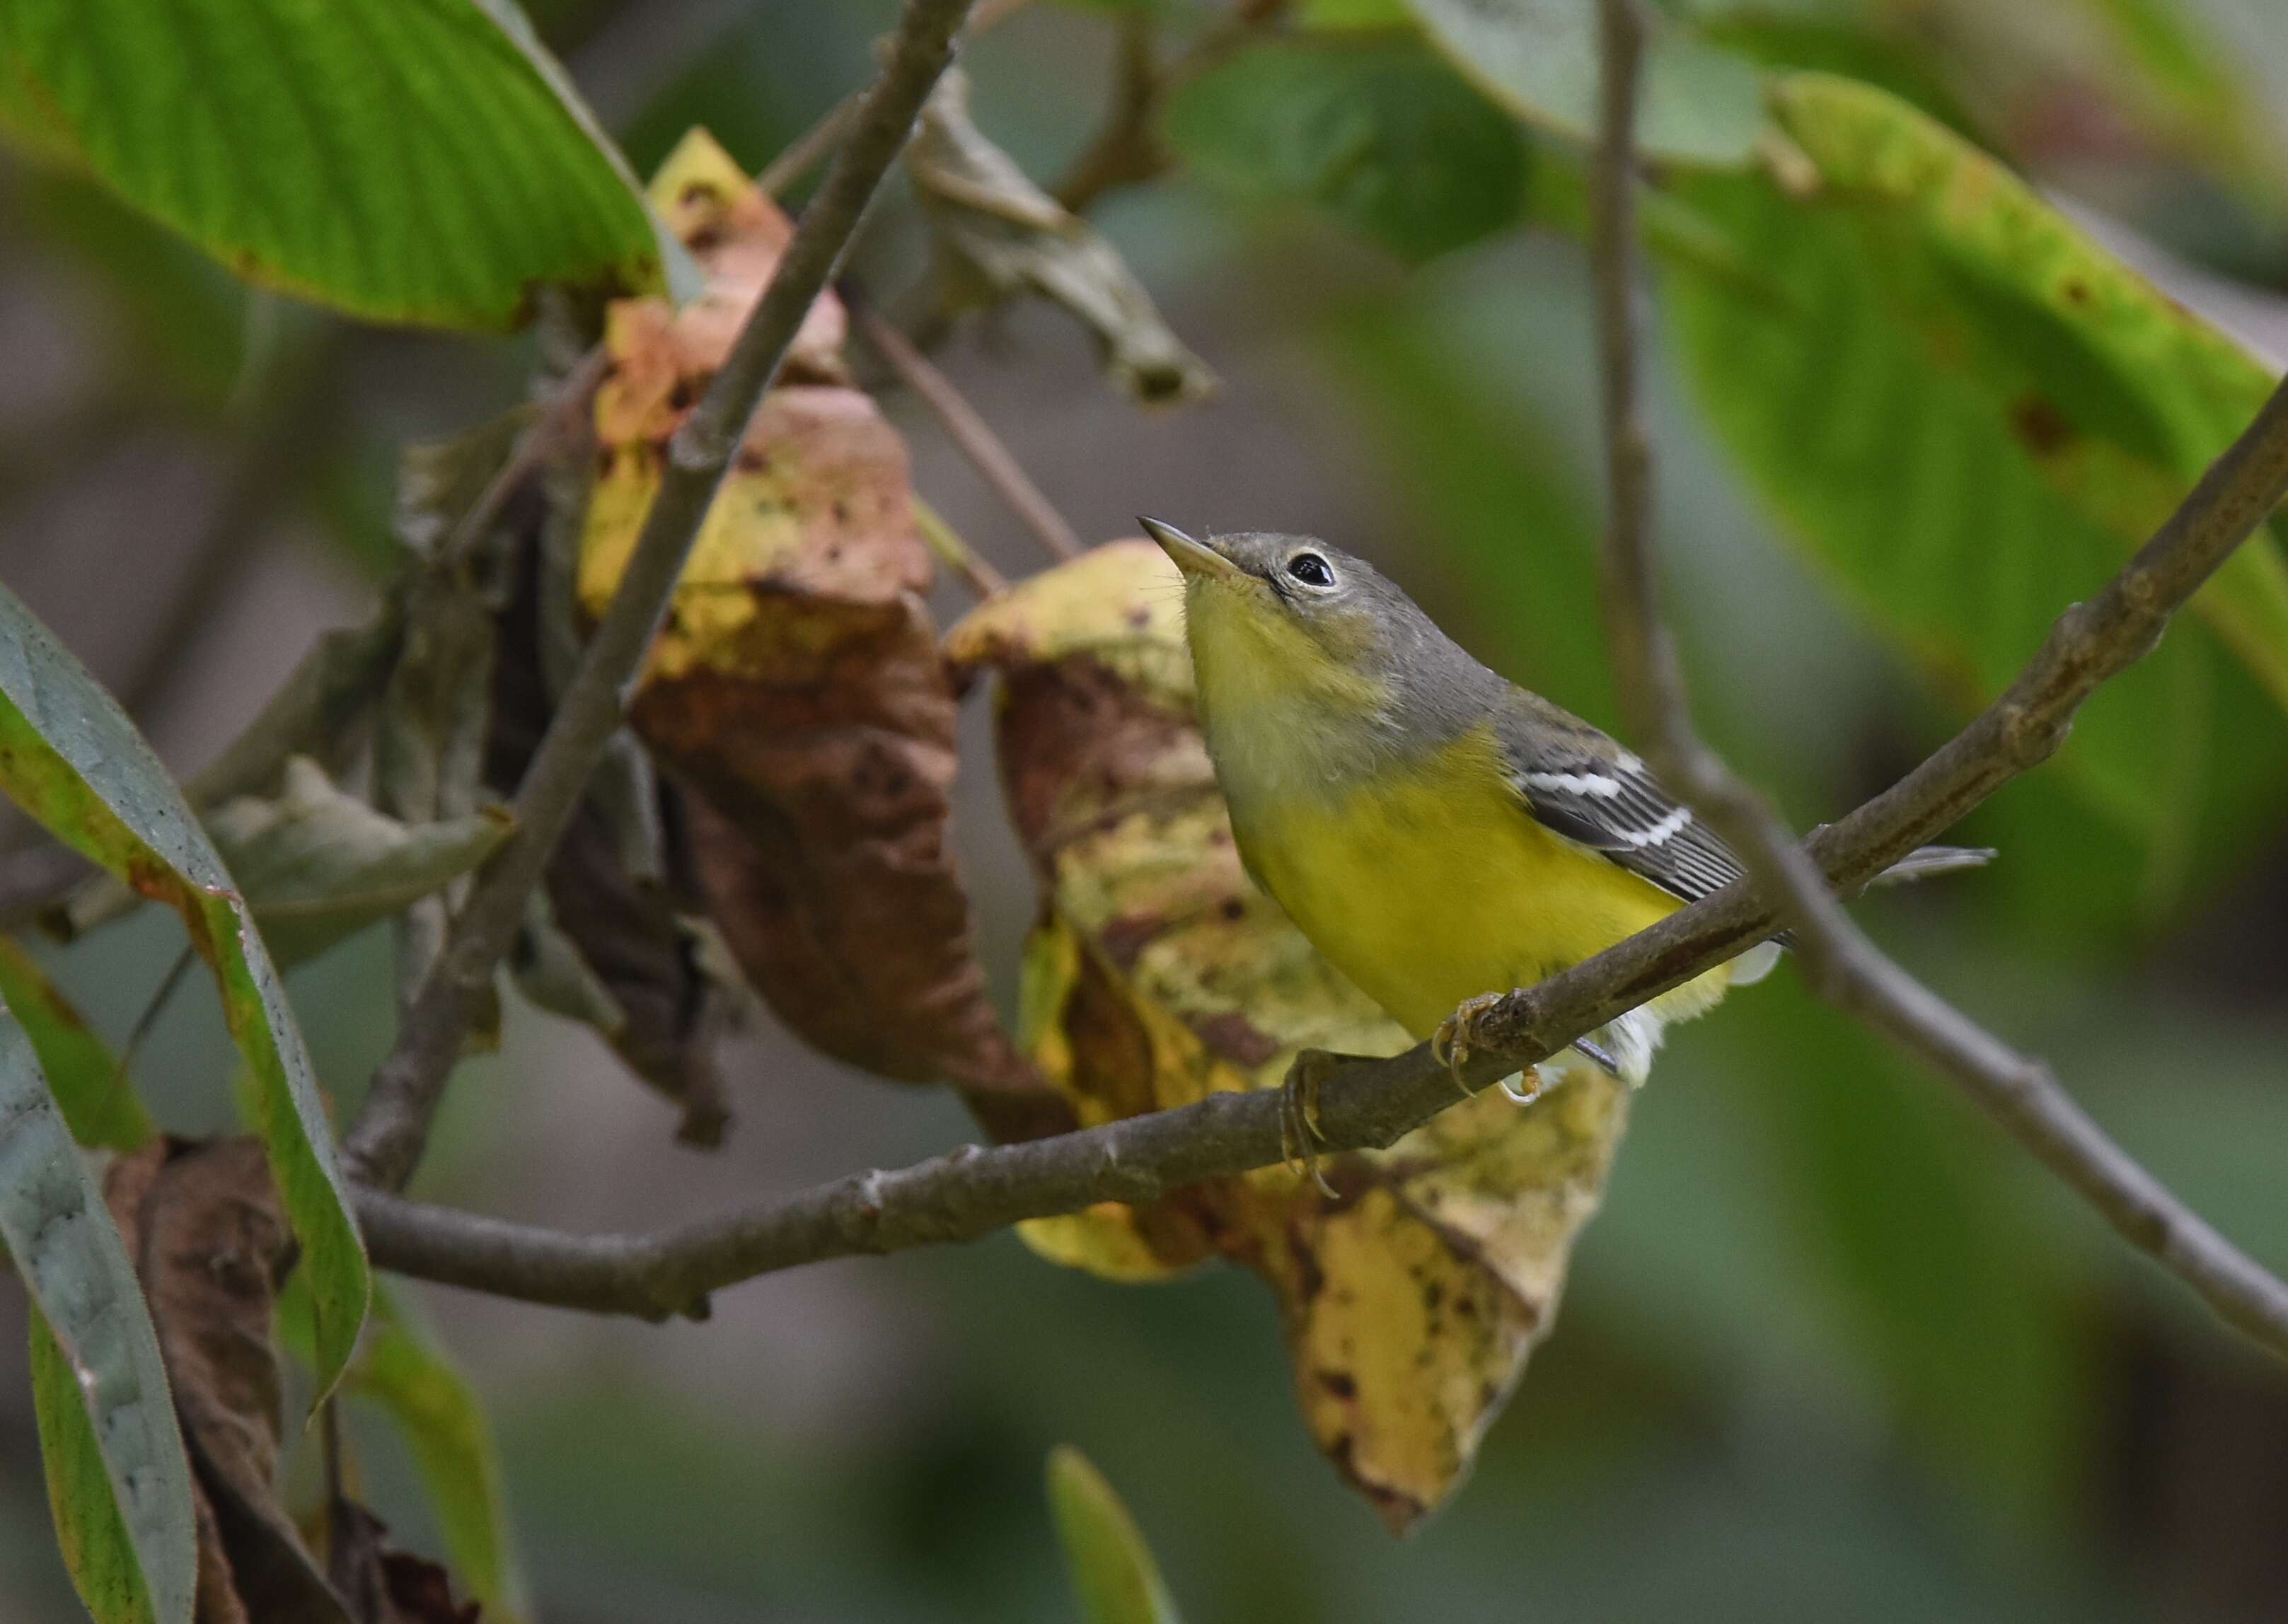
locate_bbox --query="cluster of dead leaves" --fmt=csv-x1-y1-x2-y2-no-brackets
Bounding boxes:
574,129,1072,1143
946,544,1631,1531
105,1138,478,1623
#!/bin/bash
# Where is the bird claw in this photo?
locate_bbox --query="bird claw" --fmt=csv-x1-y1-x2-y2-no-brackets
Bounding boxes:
1279,1048,1341,1197
1431,992,1508,1098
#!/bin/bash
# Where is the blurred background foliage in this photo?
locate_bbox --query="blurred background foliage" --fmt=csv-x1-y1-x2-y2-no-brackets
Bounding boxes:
1,0,2286,1619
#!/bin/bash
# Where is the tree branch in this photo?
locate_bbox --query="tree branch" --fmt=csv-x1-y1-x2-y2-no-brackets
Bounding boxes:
354,0,2288,1345
357,334,2288,1326
850,296,1083,561
1585,0,2288,1361
341,0,982,1193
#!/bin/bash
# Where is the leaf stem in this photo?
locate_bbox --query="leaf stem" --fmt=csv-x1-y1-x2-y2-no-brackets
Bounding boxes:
851,296,1083,562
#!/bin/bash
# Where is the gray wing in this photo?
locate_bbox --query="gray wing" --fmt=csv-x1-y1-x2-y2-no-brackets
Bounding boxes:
1493,697,1747,906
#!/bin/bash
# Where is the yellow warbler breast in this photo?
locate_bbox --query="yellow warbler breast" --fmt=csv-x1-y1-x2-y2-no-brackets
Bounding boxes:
1227,726,1712,1045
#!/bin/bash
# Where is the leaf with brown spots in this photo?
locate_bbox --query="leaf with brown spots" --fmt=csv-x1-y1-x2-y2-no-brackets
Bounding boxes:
579,129,1065,1142
947,543,1629,1530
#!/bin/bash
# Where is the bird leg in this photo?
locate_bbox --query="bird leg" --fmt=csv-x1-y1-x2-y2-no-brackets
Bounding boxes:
1431,992,1508,1096
1435,992,1615,1104
1279,1048,1374,1197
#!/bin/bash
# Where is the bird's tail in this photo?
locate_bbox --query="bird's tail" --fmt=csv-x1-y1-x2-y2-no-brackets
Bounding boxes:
1866,843,1997,888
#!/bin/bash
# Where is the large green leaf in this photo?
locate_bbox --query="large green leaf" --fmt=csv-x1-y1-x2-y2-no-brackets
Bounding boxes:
3,1017,197,1624
1657,75,2288,838
1046,1447,1184,1624
1404,0,1765,166
0,936,153,1153
0,581,369,1393
1162,35,1527,262
0,0,691,330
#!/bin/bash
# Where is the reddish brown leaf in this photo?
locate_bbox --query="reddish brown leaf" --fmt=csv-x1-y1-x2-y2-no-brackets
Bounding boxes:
579,127,1065,1139
106,1139,349,1622
328,1499,482,1624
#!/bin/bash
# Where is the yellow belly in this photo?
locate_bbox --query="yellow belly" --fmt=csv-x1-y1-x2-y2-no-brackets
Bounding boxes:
1227,734,1720,1045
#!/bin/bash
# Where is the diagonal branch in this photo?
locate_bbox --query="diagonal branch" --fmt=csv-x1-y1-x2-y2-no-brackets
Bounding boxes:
352,3,2288,1345
1585,0,2288,1359
342,0,982,1192
357,335,2288,1330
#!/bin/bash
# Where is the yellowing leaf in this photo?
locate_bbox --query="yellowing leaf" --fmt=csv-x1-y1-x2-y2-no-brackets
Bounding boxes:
949,543,1628,1529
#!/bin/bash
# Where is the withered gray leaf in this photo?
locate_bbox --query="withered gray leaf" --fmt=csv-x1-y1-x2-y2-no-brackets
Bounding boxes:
907,67,1216,405
207,756,512,967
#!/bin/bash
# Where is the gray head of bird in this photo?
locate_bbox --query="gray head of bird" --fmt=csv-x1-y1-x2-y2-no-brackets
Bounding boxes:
1138,517,1493,750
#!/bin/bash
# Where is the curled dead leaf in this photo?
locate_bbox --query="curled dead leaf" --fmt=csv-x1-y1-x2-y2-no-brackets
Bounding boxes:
907,69,1216,406
947,543,1629,1530
580,128,1068,1141
207,758,514,970
105,1138,349,1623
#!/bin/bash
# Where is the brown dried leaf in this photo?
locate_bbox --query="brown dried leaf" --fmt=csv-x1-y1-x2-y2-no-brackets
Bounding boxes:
948,543,1628,1531
328,1500,483,1624
907,69,1216,406
578,129,1065,1139
106,1139,350,1623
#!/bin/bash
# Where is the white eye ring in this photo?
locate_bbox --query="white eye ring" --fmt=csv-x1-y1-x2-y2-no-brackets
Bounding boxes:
1285,551,1336,588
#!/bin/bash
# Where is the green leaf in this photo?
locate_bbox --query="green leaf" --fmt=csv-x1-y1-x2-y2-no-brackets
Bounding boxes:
1163,35,1528,261
1295,0,1414,28
1046,1446,1183,1624
207,755,514,967
1404,0,1766,166
0,936,152,1152
1656,76,2288,837
2,1018,197,1624
0,580,369,1395
0,0,692,330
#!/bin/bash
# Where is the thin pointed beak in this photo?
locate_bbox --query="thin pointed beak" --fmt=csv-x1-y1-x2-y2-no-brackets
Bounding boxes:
1139,516,1242,582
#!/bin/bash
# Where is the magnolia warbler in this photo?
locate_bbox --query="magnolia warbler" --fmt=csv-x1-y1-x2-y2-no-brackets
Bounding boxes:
1141,518,1988,1113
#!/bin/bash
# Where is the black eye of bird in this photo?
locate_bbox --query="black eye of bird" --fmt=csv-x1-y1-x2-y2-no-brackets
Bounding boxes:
1285,552,1335,588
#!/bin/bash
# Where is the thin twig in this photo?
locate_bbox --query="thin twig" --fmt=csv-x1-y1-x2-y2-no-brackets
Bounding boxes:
341,0,983,1193
756,0,1034,201
438,347,611,570
1585,0,2288,1362
1590,0,1830,936
757,95,861,199
913,496,1011,596
102,944,196,1124
850,296,1083,561
358,351,2288,1338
